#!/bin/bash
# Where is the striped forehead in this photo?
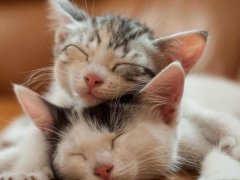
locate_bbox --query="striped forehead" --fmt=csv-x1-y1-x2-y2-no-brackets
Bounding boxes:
95,15,153,49
72,15,153,54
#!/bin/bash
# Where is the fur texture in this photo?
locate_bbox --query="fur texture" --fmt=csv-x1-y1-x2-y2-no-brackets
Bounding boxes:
3,68,240,179
1,62,184,180
45,0,207,107
0,0,208,178
199,148,240,179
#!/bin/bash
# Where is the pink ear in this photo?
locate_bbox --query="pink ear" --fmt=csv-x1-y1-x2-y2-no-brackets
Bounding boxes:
140,62,185,124
14,85,54,136
154,30,207,73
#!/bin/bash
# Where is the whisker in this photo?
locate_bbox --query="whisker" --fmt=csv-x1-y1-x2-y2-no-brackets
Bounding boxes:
23,66,53,91
91,0,95,17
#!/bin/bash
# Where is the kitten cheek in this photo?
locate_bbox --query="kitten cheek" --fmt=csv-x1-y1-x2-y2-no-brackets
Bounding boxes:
54,61,71,91
111,155,138,179
58,56,71,64
71,78,87,97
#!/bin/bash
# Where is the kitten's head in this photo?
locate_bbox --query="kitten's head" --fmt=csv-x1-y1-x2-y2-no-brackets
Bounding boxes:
49,0,207,106
15,62,185,180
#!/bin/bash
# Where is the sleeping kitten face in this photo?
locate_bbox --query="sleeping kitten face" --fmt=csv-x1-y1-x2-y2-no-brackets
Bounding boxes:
52,110,177,180
15,62,185,180
54,19,156,105
49,0,207,106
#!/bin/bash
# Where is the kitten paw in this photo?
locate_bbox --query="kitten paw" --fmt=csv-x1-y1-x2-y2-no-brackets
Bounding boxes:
219,136,240,160
231,145,240,160
0,169,53,180
0,172,27,180
0,140,14,150
219,136,236,151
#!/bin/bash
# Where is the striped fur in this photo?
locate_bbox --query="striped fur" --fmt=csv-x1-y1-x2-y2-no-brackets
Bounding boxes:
48,0,207,107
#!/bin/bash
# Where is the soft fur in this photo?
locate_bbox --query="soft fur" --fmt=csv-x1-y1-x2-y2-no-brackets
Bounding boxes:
199,148,240,179
45,0,207,107
0,0,209,178
2,67,240,179
1,62,184,179
0,118,53,179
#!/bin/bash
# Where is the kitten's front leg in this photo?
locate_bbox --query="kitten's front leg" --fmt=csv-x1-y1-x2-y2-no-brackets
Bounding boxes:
198,148,240,180
0,121,54,179
219,136,240,160
0,166,53,180
183,99,240,160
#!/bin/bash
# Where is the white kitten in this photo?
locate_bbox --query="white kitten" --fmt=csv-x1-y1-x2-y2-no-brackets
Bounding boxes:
2,62,240,179
1,62,185,179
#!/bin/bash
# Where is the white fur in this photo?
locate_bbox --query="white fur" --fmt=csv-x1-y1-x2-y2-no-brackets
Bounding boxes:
45,73,240,179
174,75,240,172
185,74,240,117
199,148,240,179
183,75,240,161
3,74,240,179
2,74,240,178
0,118,53,179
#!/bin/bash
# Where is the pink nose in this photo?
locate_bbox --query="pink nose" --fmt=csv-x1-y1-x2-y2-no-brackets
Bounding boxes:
94,164,113,180
84,74,103,90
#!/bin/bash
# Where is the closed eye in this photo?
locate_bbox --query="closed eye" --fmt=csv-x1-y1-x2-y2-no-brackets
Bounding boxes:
111,132,125,149
112,63,155,81
62,44,89,62
69,152,87,160
112,63,139,72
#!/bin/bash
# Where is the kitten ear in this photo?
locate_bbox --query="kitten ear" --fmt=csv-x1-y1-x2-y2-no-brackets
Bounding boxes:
14,85,55,136
139,62,185,124
48,0,89,44
153,30,208,73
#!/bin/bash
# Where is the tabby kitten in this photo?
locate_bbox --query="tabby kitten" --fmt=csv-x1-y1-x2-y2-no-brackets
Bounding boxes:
11,62,185,180
46,0,207,107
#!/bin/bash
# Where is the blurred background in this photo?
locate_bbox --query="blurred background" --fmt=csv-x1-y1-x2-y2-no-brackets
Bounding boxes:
1,0,240,125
